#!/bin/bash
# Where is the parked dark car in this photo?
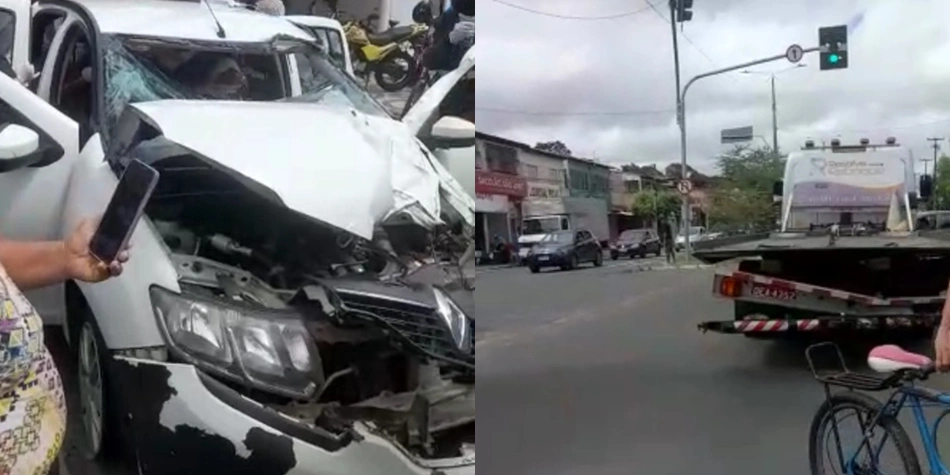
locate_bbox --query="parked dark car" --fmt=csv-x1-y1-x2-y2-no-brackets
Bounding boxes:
610,229,661,260
526,229,603,273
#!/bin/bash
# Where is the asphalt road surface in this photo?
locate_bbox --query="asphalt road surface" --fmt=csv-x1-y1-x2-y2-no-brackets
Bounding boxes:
476,259,950,475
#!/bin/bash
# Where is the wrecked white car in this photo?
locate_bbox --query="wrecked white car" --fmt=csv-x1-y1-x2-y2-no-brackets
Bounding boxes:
0,0,473,473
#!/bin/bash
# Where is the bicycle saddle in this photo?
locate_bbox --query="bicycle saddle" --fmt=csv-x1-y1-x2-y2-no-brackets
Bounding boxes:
867,345,934,373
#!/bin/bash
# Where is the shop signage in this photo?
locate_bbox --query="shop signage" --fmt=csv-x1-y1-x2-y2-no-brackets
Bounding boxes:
475,193,510,213
476,171,527,197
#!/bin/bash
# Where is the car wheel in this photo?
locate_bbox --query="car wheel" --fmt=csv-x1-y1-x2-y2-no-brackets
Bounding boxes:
594,252,604,267
530,265,540,273
569,254,578,270
74,304,118,461
610,251,619,260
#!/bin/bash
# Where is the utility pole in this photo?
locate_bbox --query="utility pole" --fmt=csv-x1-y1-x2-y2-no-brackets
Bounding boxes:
928,137,944,208
740,64,805,155
770,75,778,154
670,0,692,260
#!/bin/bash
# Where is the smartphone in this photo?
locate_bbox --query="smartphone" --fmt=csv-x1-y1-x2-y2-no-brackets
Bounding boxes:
89,159,160,263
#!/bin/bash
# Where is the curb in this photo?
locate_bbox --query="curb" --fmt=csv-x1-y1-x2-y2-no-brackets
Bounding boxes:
619,263,712,273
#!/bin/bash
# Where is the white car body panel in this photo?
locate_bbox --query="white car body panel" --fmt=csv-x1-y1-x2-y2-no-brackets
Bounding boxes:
130,100,401,240
0,75,78,324
403,46,475,135
80,0,312,43
117,357,475,475
60,138,175,348
401,46,475,223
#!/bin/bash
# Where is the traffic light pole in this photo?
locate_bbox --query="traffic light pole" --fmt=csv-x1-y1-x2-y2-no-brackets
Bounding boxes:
668,0,687,262
675,45,821,258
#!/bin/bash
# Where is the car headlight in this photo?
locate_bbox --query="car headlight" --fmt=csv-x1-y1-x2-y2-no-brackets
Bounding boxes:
150,286,321,399
433,287,472,352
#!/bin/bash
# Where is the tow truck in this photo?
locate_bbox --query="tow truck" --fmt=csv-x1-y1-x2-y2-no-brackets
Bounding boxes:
696,138,950,338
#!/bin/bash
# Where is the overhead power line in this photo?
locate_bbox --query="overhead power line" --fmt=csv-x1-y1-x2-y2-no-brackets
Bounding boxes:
476,106,673,116
488,0,653,20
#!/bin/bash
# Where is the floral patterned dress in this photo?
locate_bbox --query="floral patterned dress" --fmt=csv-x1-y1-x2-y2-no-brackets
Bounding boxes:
0,266,66,474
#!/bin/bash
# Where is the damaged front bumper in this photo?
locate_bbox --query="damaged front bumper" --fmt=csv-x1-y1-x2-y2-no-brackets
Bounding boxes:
111,357,475,475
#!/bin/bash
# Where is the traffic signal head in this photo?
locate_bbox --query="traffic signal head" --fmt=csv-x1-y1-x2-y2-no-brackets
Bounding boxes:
674,0,693,23
819,25,848,70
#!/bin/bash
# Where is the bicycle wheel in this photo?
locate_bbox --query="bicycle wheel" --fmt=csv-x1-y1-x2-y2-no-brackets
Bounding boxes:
808,392,921,475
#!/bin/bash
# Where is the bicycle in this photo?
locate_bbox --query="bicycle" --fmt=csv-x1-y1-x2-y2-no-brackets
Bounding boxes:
806,341,949,475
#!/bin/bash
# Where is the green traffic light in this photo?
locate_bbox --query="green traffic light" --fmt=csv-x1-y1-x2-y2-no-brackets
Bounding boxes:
829,54,840,63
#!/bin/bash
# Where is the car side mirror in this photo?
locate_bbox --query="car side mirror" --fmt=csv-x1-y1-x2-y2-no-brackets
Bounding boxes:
0,124,42,172
431,116,475,148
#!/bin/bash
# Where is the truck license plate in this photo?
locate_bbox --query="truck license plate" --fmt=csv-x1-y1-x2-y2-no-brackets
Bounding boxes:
751,284,796,301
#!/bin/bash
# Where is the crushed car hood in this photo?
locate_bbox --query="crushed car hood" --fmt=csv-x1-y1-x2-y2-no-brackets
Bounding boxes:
128,100,471,239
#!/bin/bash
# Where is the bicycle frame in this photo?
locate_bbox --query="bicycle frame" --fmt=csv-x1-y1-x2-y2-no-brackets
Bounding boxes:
837,385,950,475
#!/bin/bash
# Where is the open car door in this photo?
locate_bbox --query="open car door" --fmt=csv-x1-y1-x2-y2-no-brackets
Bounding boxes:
0,70,80,322
403,45,475,225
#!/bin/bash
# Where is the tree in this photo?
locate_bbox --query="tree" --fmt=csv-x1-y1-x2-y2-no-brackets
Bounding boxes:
934,154,950,207
708,145,784,232
535,140,572,156
630,189,681,222
716,144,785,193
708,187,775,232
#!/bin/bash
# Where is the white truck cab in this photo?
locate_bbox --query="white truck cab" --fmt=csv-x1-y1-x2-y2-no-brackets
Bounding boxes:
0,0,474,473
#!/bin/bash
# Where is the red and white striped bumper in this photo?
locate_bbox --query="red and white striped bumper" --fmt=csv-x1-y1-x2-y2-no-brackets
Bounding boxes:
699,315,939,334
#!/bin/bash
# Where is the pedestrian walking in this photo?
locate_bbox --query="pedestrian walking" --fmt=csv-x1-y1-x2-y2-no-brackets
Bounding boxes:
662,219,676,264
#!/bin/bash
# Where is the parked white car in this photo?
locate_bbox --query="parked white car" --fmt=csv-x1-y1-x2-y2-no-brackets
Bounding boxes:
0,0,474,473
285,15,354,76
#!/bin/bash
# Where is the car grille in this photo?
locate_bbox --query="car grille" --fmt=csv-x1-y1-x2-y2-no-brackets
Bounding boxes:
337,292,475,367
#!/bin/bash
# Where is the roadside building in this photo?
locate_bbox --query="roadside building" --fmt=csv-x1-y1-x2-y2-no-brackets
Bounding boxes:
518,147,569,218
475,133,526,255
564,156,612,245
608,167,640,240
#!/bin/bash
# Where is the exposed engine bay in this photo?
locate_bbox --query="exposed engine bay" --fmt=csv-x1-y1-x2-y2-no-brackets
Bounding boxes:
144,157,474,460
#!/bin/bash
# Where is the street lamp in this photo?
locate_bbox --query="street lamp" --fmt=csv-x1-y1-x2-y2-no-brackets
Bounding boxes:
740,63,806,155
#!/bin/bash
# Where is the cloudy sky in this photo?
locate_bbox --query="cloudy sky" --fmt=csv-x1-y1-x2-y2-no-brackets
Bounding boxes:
475,0,950,175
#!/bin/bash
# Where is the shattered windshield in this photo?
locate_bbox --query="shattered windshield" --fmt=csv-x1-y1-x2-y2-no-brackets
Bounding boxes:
102,34,388,133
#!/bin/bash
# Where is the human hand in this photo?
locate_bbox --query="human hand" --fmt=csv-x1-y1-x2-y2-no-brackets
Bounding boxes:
64,217,131,283
935,325,950,372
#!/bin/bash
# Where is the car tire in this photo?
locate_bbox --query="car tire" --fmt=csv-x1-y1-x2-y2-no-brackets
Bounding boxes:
530,265,540,273
569,254,578,270
610,251,619,260
594,252,604,267
69,291,120,463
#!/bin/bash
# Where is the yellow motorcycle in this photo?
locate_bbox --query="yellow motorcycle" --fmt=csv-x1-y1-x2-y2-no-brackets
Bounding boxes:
343,21,428,92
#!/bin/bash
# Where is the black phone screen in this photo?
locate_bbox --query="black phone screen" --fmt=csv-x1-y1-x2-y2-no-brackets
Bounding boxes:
89,159,159,263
